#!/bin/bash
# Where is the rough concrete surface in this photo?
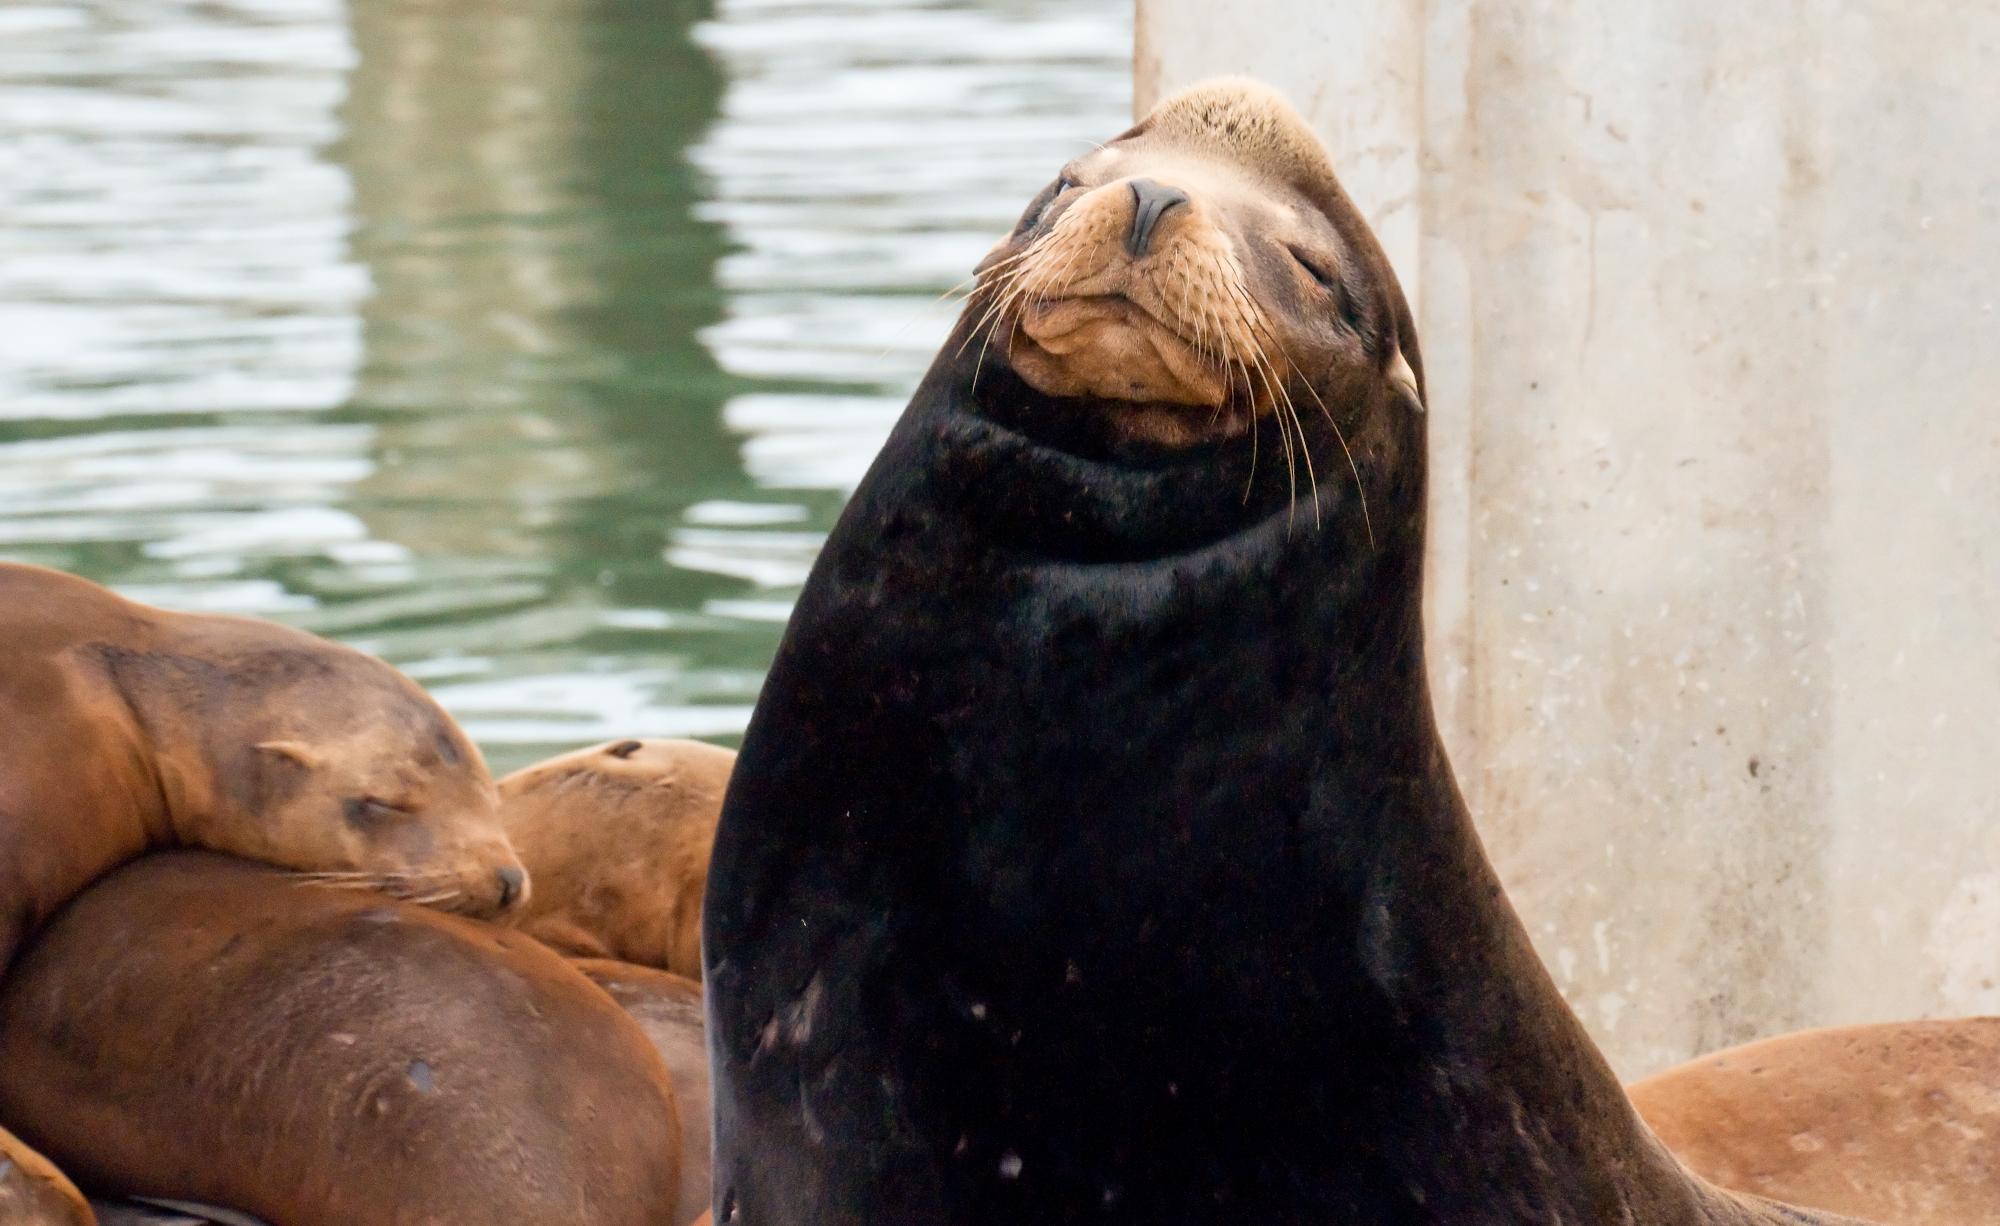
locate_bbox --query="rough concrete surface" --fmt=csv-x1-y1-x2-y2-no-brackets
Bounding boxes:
1137,1,2000,1077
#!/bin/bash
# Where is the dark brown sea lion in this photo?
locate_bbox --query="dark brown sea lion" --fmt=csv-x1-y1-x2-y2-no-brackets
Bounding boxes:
702,78,1868,1224
502,738,733,980
1629,1017,2000,1225
0,561,528,976
1,1122,93,1225
0,851,681,1226
573,958,711,1226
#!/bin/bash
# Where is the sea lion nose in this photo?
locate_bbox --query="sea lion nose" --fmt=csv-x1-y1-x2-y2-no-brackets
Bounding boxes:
495,865,527,911
1126,178,1190,257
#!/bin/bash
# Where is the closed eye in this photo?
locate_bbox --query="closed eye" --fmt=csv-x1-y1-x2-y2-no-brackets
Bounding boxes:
1021,173,1080,231
1288,246,1338,290
344,796,410,827
1288,245,1369,331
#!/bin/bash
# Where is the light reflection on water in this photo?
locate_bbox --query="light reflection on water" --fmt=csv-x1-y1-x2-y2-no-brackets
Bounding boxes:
0,0,1129,771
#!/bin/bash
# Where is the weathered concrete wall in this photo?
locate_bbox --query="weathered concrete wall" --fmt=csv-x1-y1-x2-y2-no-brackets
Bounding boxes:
1137,2,2000,1077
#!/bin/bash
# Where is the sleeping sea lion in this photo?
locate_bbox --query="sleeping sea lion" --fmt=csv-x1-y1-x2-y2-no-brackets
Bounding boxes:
701,78,1869,1224
0,851,680,1226
0,562,528,1219
501,738,732,980
0,561,528,975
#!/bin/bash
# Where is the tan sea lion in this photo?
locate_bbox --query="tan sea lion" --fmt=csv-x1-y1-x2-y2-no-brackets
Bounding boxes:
0,851,681,1226
702,78,1866,1224
0,563,529,1214
501,738,732,979
0,561,528,975
1,1122,93,1225
573,958,711,1226
1629,1017,2000,1225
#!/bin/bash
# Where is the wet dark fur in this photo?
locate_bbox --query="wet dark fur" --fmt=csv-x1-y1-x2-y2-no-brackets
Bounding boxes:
702,117,1867,1226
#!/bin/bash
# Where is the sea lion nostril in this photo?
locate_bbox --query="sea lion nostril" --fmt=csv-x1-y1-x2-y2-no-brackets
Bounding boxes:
495,865,526,910
1126,177,1190,257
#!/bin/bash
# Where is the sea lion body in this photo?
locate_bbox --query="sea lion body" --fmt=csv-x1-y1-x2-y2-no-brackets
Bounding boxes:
0,562,526,973
0,852,681,1226
704,80,1861,1225
1630,1018,2000,1225
574,958,712,1226
502,738,732,979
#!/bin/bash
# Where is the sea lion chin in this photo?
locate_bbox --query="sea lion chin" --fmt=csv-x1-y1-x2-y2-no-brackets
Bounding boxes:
1010,297,1227,406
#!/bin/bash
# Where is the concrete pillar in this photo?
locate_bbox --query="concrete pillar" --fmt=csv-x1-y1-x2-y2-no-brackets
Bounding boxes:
1138,1,2000,1077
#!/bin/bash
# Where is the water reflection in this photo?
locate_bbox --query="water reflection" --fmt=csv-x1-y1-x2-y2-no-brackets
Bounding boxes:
0,0,1130,770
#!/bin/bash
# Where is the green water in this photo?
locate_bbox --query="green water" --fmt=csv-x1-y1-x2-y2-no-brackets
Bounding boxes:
0,0,1130,771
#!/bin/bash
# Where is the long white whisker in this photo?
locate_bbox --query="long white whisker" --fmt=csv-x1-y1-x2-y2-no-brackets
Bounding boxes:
1286,342,1375,549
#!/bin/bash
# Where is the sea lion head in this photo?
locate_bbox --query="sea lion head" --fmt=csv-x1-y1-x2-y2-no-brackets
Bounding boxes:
106,629,528,920
969,77,1422,461
229,651,525,918
498,737,735,980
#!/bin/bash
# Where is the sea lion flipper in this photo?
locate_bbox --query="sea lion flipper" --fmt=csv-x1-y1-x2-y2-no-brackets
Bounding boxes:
0,1124,94,1225
124,1197,271,1226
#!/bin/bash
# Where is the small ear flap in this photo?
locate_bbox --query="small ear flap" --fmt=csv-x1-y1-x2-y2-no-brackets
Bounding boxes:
1386,347,1423,414
255,740,322,771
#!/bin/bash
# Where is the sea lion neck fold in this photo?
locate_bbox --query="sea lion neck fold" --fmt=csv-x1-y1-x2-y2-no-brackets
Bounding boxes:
909,344,1399,565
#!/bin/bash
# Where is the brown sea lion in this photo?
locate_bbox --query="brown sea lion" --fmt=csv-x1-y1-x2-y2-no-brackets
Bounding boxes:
0,561,528,976
0,563,529,1214
501,738,732,980
1,1122,93,1225
702,78,1867,1224
1628,1017,2000,1225
573,958,711,1226
0,851,681,1226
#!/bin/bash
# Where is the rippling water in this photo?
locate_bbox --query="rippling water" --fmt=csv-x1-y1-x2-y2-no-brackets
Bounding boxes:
0,0,1130,770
